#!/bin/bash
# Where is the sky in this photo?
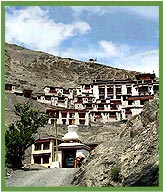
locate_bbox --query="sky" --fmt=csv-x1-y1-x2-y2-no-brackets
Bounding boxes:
5,6,159,76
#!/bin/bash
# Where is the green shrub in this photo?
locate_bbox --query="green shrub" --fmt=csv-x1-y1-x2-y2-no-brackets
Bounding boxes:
110,166,121,181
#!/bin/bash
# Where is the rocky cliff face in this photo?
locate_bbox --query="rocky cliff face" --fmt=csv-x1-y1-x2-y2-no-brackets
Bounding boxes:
72,98,159,186
5,43,139,93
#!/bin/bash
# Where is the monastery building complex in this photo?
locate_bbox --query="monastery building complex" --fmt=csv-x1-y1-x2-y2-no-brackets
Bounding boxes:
6,72,159,126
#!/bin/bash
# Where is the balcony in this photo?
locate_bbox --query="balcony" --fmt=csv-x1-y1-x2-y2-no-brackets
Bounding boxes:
49,90,56,93
77,100,83,103
58,100,65,103
110,107,118,110
110,100,121,105
101,100,106,104
63,91,69,94
97,107,104,110
125,111,132,114
109,115,117,118
86,107,93,110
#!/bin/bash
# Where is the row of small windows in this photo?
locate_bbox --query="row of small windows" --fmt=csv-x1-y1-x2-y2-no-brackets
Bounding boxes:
51,119,86,125
34,155,49,164
35,143,50,151
77,100,147,107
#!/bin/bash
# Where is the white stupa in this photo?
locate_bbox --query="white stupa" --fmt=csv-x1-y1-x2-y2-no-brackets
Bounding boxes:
59,117,83,147
62,124,79,142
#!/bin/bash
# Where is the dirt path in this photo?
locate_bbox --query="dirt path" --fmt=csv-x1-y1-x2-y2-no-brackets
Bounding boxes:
6,168,77,187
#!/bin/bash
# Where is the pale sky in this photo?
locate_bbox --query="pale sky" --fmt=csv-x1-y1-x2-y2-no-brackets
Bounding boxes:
5,6,159,76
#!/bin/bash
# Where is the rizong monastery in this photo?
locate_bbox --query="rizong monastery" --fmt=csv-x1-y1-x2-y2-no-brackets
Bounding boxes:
5,72,159,126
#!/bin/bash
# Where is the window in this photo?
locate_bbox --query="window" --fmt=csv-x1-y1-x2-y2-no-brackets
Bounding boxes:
99,88,105,94
128,100,133,105
56,112,59,118
109,112,116,118
69,113,75,118
43,143,49,150
78,97,82,102
61,112,67,118
153,85,159,92
107,87,113,94
5,84,12,91
79,119,85,124
127,87,131,94
62,119,66,125
79,113,85,118
139,86,148,92
69,119,72,125
34,156,41,164
99,95,105,100
98,104,104,109
35,143,41,151
116,95,121,99
43,156,49,164
116,88,121,94
85,85,90,89
125,109,132,114
86,103,92,108
140,100,145,105
45,96,51,100
123,96,126,101
51,118,54,124
110,104,118,110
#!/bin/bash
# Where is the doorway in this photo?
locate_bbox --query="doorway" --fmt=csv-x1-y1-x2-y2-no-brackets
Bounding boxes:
62,150,76,168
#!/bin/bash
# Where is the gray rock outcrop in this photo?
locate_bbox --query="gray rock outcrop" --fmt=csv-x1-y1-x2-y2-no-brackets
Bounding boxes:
72,98,159,186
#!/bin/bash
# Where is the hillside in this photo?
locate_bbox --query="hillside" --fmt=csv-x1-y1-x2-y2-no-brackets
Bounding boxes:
5,43,139,93
5,43,159,187
72,98,159,186
5,93,159,186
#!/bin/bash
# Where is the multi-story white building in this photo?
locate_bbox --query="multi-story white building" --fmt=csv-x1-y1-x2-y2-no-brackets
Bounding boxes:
44,73,158,125
31,137,56,168
37,86,74,108
46,108,90,126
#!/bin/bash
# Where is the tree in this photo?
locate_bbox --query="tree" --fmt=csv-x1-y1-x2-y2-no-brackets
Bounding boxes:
5,102,49,169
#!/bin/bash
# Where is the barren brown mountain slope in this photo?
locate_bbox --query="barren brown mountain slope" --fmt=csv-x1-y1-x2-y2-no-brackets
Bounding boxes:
5,43,139,93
